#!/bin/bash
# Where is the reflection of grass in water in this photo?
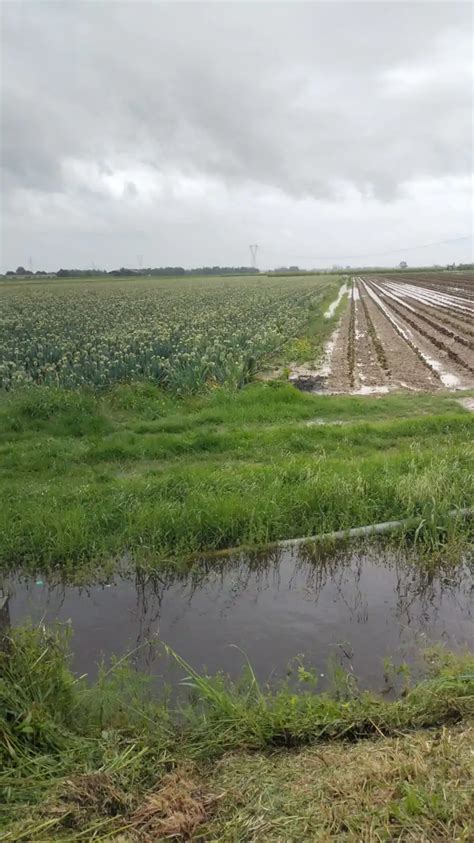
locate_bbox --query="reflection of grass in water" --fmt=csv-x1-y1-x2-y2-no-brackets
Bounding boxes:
1,626,473,840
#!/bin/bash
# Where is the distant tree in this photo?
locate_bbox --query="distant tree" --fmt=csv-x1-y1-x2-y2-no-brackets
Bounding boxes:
399,261,408,269
5,270,15,275
51,265,259,280
16,266,26,274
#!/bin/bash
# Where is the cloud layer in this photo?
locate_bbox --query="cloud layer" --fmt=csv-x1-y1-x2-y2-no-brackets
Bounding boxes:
1,1,472,269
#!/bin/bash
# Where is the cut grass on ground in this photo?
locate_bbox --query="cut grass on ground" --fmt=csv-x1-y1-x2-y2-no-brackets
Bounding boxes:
201,723,474,841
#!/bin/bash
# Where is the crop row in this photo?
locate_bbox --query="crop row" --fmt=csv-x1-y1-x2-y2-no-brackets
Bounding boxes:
0,275,332,392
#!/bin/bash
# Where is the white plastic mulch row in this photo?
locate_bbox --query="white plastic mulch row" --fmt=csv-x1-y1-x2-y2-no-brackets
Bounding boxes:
381,280,473,317
359,279,461,389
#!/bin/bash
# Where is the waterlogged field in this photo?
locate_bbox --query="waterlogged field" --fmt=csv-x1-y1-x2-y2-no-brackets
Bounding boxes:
0,273,337,392
304,271,474,394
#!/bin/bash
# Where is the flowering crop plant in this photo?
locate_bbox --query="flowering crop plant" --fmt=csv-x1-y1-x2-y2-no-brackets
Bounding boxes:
0,274,333,393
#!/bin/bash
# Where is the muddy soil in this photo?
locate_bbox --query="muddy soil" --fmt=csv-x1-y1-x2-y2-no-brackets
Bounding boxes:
289,272,474,395
407,300,474,342
370,284,474,386
380,272,474,294
324,295,354,392
382,281,473,319
357,281,440,391
353,281,390,389
292,374,327,392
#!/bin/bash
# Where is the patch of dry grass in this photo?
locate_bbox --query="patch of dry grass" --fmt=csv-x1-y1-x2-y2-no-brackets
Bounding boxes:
3,768,215,842
9,727,472,840
3,726,473,841
129,768,215,841
201,722,474,841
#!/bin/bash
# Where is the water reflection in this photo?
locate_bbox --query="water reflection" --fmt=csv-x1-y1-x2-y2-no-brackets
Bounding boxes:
3,544,473,691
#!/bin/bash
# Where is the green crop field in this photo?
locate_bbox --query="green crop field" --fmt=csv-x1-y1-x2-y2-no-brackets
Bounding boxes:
0,274,337,392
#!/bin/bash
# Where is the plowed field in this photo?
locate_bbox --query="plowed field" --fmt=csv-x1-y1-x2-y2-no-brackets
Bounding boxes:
317,272,474,393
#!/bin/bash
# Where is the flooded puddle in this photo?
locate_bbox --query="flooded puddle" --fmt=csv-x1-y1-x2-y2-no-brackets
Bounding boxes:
3,546,473,692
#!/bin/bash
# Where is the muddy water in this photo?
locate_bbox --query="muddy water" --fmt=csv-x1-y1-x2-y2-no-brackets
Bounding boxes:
4,546,473,692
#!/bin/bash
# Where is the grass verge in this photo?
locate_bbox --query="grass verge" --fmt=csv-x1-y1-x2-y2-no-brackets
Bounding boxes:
260,277,348,371
0,626,473,840
0,383,472,574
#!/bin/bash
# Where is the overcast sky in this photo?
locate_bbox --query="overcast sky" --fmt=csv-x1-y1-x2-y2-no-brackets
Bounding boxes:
1,0,472,271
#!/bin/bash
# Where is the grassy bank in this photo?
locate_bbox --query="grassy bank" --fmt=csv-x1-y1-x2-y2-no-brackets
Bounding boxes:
1,626,473,840
0,382,473,574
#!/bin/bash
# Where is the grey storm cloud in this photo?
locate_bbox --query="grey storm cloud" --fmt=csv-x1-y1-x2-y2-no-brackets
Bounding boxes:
0,1,472,270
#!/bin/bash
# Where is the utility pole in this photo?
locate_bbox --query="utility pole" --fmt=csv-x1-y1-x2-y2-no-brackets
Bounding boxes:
249,244,259,270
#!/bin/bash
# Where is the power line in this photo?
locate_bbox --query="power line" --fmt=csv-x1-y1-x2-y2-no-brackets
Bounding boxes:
264,234,473,262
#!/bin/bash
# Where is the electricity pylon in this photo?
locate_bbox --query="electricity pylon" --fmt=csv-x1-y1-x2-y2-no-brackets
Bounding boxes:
249,244,259,269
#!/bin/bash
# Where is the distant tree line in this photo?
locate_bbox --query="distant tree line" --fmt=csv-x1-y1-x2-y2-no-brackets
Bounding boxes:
3,262,473,279
106,266,258,277
5,267,56,277
5,267,37,276
3,266,259,279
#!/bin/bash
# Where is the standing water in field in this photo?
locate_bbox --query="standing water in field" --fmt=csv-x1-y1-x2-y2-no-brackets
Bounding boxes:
4,545,473,693
324,281,349,319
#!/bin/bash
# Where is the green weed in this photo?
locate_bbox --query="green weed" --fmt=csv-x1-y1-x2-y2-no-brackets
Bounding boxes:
0,626,473,840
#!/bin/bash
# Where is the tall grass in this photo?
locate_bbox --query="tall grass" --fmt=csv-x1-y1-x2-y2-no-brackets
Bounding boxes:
0,384,472,572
